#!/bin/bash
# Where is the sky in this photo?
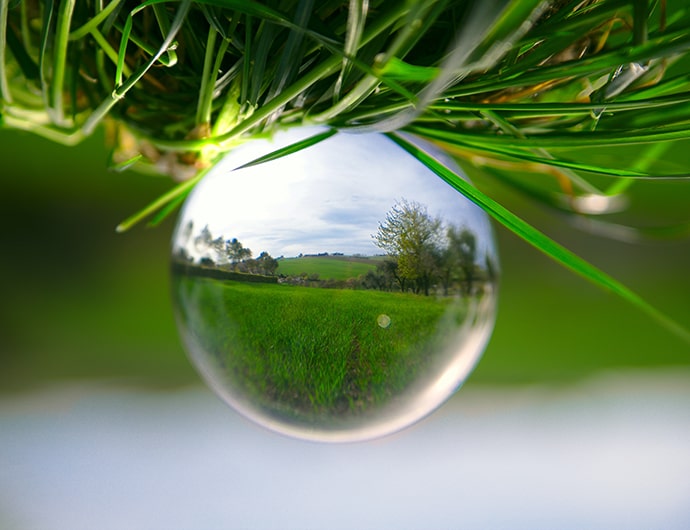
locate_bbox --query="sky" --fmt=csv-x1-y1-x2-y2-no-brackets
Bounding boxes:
174,126,496,260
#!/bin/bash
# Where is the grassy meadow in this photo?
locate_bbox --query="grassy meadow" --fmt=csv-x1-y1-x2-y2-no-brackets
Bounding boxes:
276,255,379,280
173,275,468,422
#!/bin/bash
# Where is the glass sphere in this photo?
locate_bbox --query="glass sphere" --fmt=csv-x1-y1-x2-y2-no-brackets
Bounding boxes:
171,128,498,442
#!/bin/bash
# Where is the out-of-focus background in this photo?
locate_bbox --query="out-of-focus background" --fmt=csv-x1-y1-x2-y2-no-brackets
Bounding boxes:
1,129,689,529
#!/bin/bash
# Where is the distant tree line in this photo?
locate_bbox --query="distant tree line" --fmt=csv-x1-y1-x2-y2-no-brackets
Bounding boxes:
174,222,279,276
173,204,494,296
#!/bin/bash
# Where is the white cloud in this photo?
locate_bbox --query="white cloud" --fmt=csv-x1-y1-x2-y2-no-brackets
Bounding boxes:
175,127,495,259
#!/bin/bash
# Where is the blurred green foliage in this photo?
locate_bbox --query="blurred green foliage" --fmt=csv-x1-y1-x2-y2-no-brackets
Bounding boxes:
0,129,191,391
0,130,688,393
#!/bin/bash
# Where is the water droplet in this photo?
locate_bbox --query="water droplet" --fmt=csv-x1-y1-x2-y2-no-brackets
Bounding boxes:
171,128,499,442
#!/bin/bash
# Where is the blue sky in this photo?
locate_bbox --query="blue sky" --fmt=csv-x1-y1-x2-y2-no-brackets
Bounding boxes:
174,127,496,260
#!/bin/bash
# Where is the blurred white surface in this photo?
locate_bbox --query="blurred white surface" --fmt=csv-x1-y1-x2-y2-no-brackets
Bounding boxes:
1,370,689,530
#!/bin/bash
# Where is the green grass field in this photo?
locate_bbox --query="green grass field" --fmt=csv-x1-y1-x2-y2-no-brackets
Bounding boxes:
276,255,379,280
173,275,468,423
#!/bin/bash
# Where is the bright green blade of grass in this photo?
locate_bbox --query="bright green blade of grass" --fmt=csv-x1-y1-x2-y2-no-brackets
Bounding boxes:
429,94,690,116
388,131,690,344
0,0,12,103
334,0,368,98
437,140,672,178
38,0,56,113
116,170,205,233
267,0,313,101
68,0,124,41
234,128,337,170
408,123,690,150
147,191,192,227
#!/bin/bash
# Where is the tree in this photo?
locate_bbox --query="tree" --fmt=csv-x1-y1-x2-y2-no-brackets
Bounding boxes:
194,225,213,257
225,238,252,268
447,226,477,295
173,246,193,263
361,259,402,292
236,258,255,273
211,236,227,265
373,200,442,295
179,220,194,248
437,243,456,296
379,259,401,292
361,269,384,291
256,251,279,276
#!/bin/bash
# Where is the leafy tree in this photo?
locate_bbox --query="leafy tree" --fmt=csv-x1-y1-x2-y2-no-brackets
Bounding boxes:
179,220,194,248
173,246,193,263
437,244,456,296
361,269,384,291
450,227,477,295
362,259,401,292
379,259,401,292
438,226,479,295
225,238,252,268
236,258,255,273
194,225,213,256
256,251,279,276
373,200,442,295
211,236,227,265
485,254,498,283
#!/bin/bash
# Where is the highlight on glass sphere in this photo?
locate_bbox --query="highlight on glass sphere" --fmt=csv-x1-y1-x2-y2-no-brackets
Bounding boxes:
171,127,499,442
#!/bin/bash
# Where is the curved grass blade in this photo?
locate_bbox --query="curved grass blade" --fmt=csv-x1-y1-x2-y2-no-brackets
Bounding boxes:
38,0,56,113
49,0,76,126
4,21,39,81
0,0,13,103
116,170,205,233
69,0,124,41
195,25,218,125
428,93,690,117
147,190,190,227
388,131,690,344
334,0,369,99
408,123,690,149
267,0,314,101
233,128,337,170
435,139,689,179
